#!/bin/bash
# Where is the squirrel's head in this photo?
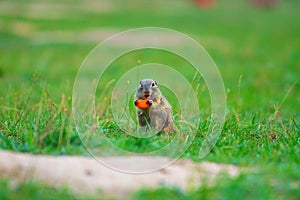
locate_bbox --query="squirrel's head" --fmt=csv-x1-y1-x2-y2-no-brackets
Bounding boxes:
138,79,159,98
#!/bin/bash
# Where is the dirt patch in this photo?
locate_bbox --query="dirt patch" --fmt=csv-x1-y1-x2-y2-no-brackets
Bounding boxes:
0,150,239,199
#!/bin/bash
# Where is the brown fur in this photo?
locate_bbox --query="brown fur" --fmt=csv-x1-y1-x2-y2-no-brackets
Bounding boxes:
135,79,176,133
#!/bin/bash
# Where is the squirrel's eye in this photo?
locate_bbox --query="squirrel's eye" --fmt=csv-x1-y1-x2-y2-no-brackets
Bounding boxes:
152,82,155,87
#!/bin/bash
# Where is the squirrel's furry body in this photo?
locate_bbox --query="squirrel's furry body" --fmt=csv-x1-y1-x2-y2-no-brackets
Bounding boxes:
134,79,175,133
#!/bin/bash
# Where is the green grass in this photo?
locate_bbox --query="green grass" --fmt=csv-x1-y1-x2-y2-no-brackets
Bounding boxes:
0,179,77,200
0,0,300,199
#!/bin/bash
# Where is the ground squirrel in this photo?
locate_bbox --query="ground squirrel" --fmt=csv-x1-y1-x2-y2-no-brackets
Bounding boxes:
134,79,176,134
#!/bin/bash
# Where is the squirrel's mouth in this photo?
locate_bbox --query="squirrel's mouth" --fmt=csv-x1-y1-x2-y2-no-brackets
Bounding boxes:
144,94,150,98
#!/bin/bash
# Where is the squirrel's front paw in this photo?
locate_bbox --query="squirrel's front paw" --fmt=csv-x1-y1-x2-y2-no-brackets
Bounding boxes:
147,99,153,106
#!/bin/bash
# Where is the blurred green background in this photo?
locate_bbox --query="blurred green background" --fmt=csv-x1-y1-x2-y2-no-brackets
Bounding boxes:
0,0,299,199
0,0,299,112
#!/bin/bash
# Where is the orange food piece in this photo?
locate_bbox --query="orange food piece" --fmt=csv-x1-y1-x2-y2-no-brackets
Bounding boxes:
134,98,151,109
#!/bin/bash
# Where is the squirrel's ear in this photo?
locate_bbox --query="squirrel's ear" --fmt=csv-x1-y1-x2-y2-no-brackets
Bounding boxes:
154,80,157,85
140,80,143,86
